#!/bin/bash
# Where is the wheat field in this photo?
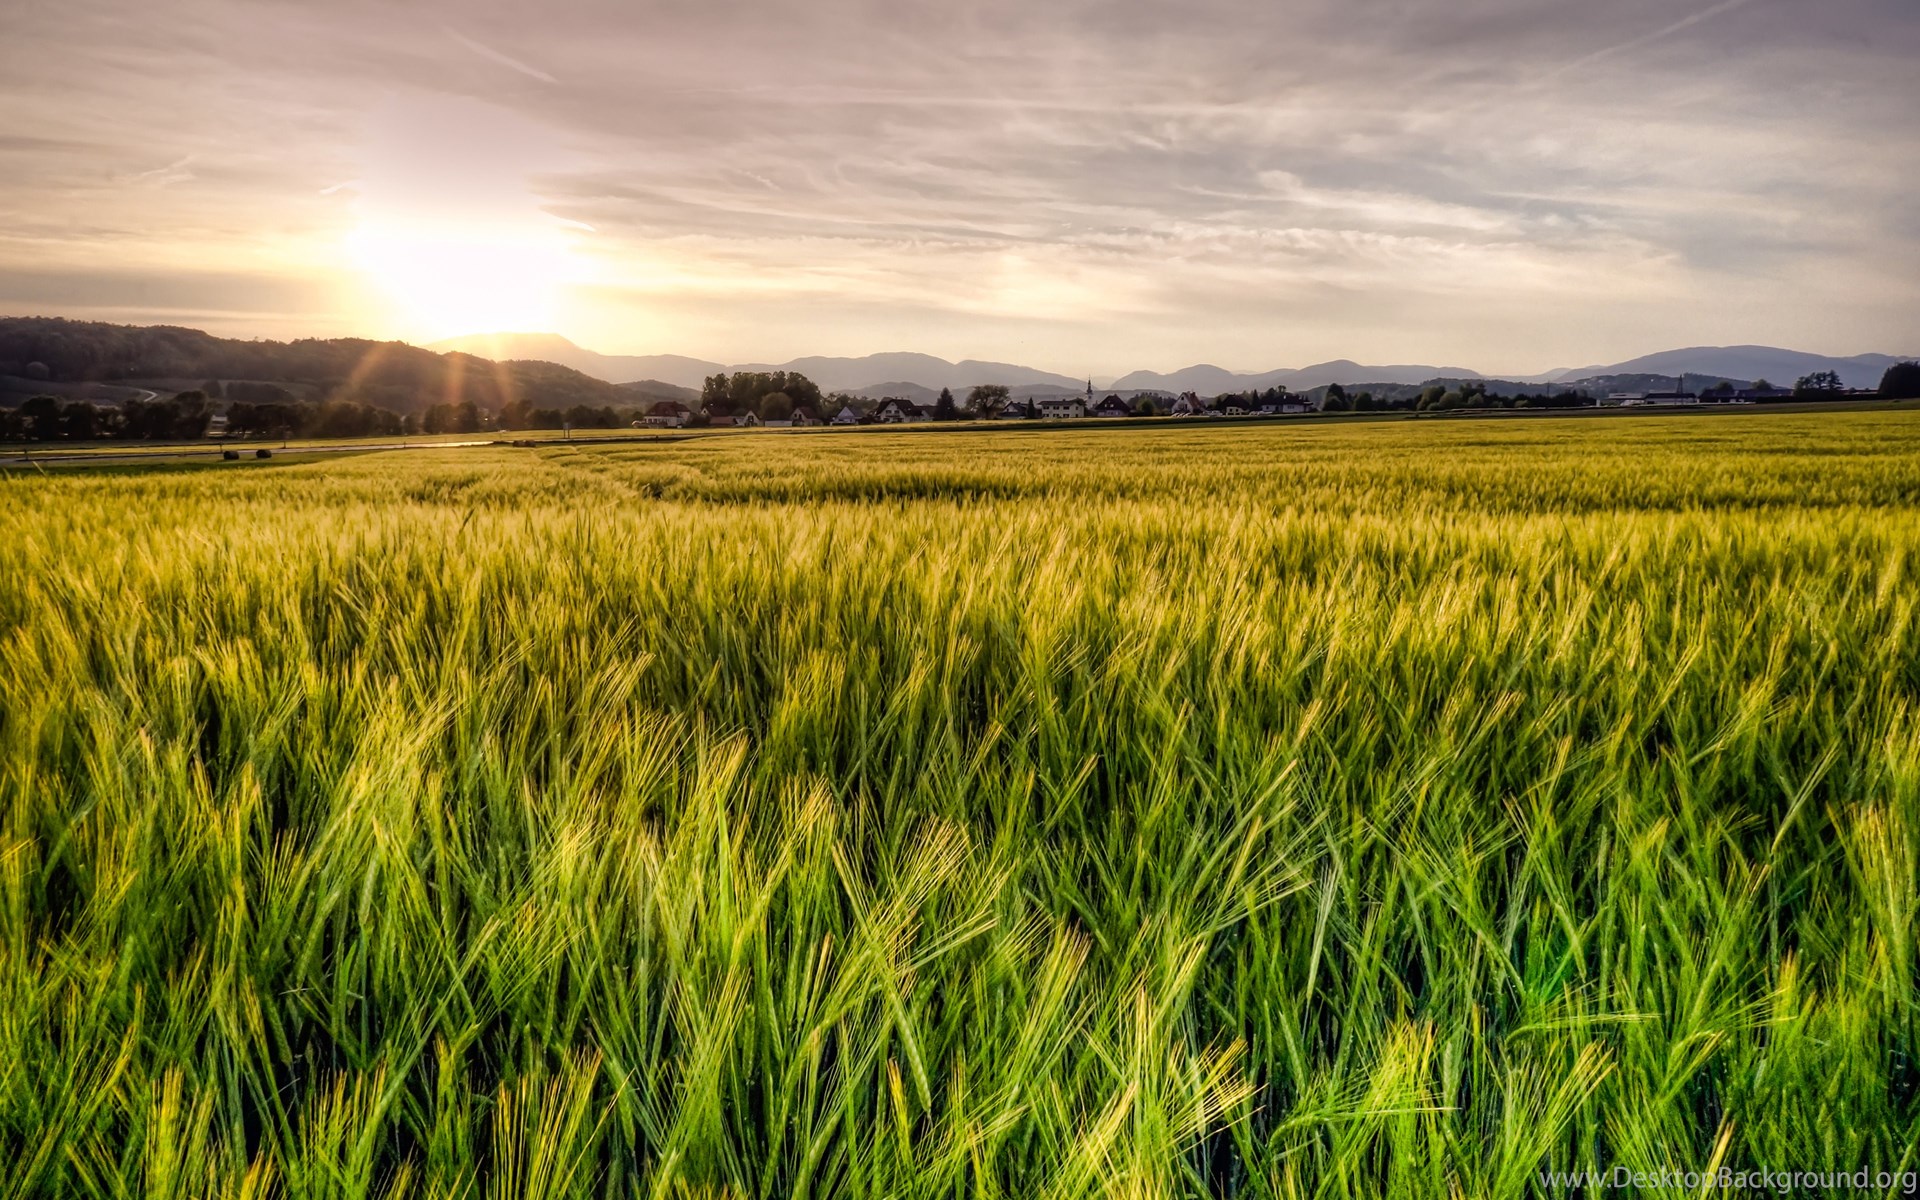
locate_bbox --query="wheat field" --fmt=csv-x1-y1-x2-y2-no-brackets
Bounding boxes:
3,412,1918,1198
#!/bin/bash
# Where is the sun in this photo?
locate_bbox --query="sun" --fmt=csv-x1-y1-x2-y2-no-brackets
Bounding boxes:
347,214,575,341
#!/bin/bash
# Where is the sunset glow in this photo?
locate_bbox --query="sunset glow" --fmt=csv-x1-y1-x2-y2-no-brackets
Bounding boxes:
0,0,1914,372
346,215,577,343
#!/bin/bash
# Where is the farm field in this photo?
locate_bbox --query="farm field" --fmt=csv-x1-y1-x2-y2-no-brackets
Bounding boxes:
3,411,1919,1197
0,427,650,467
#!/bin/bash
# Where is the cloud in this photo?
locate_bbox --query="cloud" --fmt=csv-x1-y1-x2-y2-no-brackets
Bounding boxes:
123,155,197,188
444,27,559,85
1541,0,1755,80
0,0,1913,373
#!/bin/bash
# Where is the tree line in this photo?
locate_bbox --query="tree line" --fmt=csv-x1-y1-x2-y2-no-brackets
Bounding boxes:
0,390,668,442
8,357,1917,443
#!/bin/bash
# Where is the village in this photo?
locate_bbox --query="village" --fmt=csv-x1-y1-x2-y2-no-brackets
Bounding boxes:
639,380,1323,428
631,375,1836,430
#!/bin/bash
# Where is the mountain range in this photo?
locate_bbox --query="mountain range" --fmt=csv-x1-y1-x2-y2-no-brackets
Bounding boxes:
1110,360,1485,393
1527,346,1908,391
433,334,1914,396
430,334,1087,393
3,319,1908,413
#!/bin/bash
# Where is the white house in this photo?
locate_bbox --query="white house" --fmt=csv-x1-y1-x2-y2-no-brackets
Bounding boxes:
872,397,927,423
643,401,691,428
1036,396,1086,419
832,405,863,425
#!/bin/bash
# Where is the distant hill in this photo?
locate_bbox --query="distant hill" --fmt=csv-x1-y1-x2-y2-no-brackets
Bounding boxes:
13,320,1910,413
431,333,726,392
434,334,1086,393
1114,360,1484,393
1564,372,1752,396
430,333,1918,398
849,382,941,405
1547,346,1909,391
619,379,700,405
1124,348,1915,395
741,353,1085,393
0,316,638,415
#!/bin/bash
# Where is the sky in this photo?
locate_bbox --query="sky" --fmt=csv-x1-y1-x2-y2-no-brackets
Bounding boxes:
1,0,1915,377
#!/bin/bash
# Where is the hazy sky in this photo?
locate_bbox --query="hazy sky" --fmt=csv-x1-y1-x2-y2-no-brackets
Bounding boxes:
2,0,1914,375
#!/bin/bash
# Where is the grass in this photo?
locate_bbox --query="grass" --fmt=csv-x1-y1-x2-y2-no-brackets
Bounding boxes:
2,410,1918,1198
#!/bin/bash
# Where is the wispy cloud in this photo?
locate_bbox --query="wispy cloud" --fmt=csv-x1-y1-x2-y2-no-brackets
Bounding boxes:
0,0,1912,372
445,27,557,84
123,154,196,188
1543,0,1756,80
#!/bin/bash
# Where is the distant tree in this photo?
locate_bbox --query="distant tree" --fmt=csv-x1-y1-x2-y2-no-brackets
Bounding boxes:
307,400,404,438
170,390,212,437
703,370,820,417
1751,378,1775,392
121,397,183,439
563,404,619,429
968,384,1011,419
933,387,958,421
1354,391,1376,411
498,399,541,430
1793,370,1844,398
760,392,794,422
1133,397,1157,417
19,395,62,439
58,401,105,440
423,399,484,434
23,361,49,381
1323,383,1351,412
1877,361,1920,399
227,401,303,438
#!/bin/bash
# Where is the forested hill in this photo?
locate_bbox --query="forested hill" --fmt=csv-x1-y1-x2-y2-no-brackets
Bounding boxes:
0,316,632,415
